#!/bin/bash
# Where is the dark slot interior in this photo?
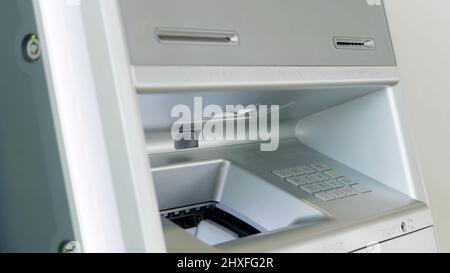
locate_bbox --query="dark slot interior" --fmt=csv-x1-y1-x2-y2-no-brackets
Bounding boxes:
164,202,261,238
337,42,365,46
158,34,232,44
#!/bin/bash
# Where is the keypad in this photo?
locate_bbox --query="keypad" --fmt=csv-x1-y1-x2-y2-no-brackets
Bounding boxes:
311,163,331,172
310,172,330,182
272,163,373,202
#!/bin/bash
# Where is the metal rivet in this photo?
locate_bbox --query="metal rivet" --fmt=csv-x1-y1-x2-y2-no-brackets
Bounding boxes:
61,241,82,253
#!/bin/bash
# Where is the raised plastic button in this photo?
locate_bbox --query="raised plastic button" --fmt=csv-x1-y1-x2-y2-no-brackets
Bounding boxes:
296,165,316,174
339,187,359,197
300,174,319,183
289,167,306,176
315,192,336,202
301,184,321,194
310,172,330,181
272,169,293,178
313,182,333,191
324,170,345,178
311,163,331,171
326,179,345,189
287,176,309,186
337,177,358,186
327,189,347,199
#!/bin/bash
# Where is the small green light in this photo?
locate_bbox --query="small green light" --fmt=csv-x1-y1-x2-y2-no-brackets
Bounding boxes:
31,34,37,39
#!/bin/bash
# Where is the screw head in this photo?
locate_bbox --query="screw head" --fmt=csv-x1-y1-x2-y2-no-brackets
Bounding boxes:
22,34,41,62
61,241,82,253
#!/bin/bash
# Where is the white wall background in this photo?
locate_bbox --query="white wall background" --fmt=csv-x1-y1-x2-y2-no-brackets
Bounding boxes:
384,0,450,252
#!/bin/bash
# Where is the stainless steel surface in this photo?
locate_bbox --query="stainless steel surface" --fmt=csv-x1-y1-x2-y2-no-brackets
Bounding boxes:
80,0,433,253
139,85,400,155
132,66,399,93
139,86,382,132
119,0,396,66
19,0,434,253
150,139,431,252
353,227,438,253
152,160,227,210
152,158,326,233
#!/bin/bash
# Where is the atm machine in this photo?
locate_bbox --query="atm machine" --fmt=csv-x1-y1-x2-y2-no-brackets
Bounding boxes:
0,0,438,252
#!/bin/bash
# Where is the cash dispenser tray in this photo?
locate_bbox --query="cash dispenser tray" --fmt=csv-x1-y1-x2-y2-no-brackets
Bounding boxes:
152,159,327,246
161,202,261,246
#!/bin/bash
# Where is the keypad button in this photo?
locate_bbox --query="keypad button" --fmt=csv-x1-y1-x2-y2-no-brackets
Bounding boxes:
272,169,293,178
322,180,338,189
313,182,333,191
324,170,345,178
310,172,330,182
352,184,373,193
326,179,345,189
301,184,321,194
300,174,319,183
285,168,299,176
290,167,306,176
274,164,372,201
315,192,336,202
327,189,347,199
287,176,309,186
337,177,358,186
286,177,299,185
311,163,331,171
296,165,316,174
339,187,359,197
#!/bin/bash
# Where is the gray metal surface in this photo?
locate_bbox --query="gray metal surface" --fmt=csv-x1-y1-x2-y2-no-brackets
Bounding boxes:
119,0,396,66
150,139,430,252
296,88,424,200
150,139,418,221
0,0,75,252
139,86,382,132
152,159,326,234
152,160,227,210
139,85,385,155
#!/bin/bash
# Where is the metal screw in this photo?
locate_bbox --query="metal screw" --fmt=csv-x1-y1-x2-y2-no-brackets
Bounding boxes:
22,34,41,62
61,241,82,253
